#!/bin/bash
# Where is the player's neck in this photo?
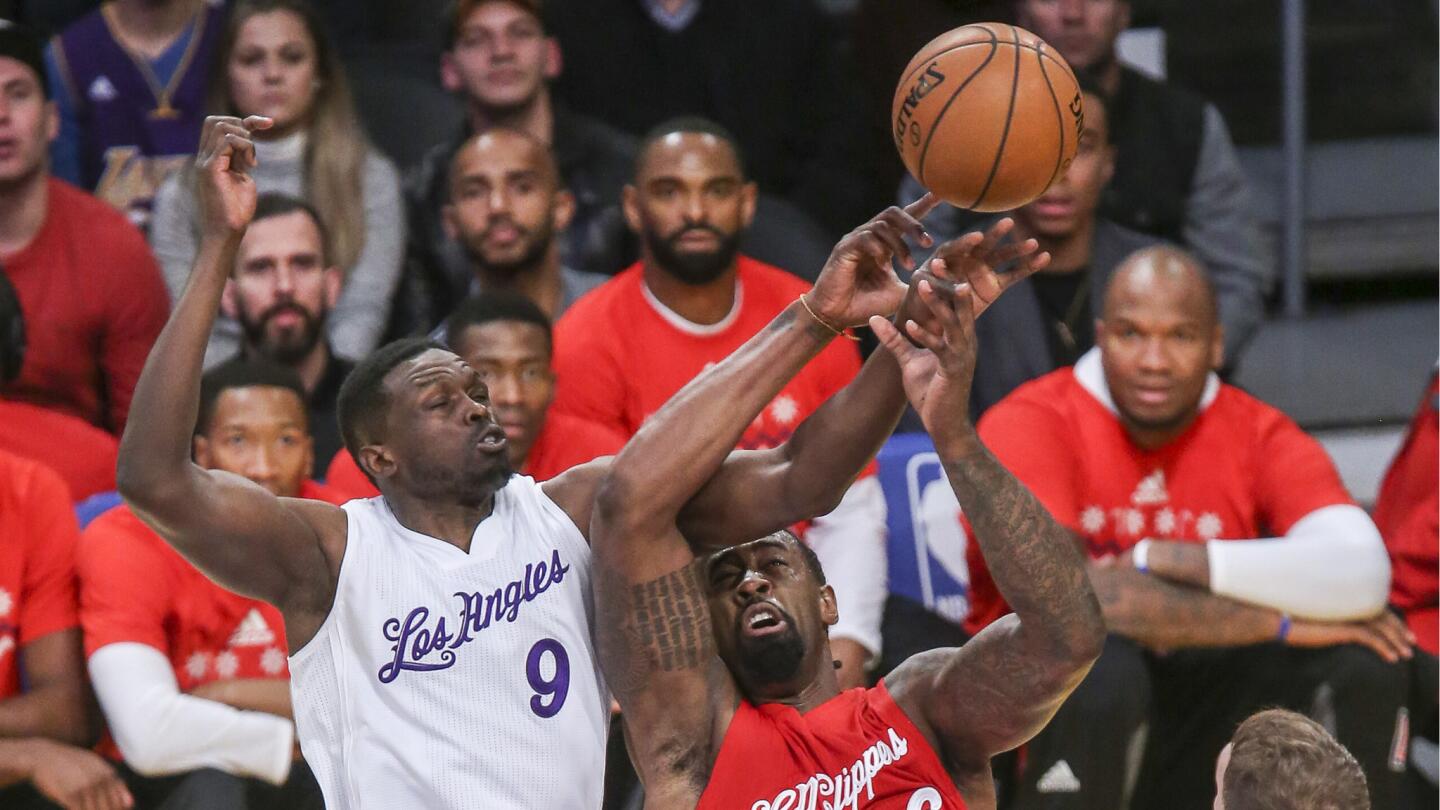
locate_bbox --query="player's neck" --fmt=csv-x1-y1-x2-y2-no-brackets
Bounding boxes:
385,490,497,553
1017,218,1094,274
641,260,739,326
467,91,554,145
0,170,49,260
749,650,842,714
108,0,202,59
474,248,565,318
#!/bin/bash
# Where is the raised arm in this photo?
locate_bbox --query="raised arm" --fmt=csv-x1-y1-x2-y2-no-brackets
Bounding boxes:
876,281,1105,774
678,214,1049,552
588,204,942,800
116,117,343,649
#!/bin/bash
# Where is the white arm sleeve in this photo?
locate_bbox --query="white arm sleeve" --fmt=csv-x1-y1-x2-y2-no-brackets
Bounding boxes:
804,477,888,656
1207,504,1392,621
88,643,293,784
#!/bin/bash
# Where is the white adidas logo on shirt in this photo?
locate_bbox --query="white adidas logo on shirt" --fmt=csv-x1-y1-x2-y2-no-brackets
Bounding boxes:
87,76,117,103
227,608,276,647
1130,469,1169,506
1036,759,1082,793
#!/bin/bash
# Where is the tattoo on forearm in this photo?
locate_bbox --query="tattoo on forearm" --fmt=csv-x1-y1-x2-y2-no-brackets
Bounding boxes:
598,563,714,700
631,566,712,671
942,443,1104,653
1091,567,1277,649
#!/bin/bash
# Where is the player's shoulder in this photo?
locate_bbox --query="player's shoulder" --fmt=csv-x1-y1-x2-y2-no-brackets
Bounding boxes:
979,367,1082,431
1210,384,1308,442
558,265,643,323
80,505,175,568
548,411,627,451
0,447,72,506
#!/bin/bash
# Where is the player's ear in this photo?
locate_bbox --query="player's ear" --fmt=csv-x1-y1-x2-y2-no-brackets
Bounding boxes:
1209,323,1225,371
220,279,239,319
552,188,576,231
441,203,460,242
360,444,395,483
193,435,212,467
819,584,838,627
439,51,462,93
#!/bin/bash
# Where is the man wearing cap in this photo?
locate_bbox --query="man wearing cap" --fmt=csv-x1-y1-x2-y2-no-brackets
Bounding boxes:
0,20,169,436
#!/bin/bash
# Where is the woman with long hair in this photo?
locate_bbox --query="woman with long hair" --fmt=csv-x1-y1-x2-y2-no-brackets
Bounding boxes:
151,0,404,365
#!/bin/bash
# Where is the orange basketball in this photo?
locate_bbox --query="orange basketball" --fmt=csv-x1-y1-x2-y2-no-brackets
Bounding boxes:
892,23,1084,212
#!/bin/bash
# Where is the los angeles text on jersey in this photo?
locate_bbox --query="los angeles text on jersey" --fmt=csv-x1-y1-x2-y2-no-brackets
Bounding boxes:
746,727,945,810
377,549,571,683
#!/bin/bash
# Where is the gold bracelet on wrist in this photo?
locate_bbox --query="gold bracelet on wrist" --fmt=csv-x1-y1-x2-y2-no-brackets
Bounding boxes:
798,294,861,341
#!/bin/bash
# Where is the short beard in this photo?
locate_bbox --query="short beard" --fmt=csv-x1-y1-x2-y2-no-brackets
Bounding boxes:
237,301,325,365
736,623,806,687
470,214,554,280
644,224,742,286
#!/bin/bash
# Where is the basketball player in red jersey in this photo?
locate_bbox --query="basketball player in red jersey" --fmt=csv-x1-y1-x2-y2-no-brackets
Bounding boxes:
591,222,1104,808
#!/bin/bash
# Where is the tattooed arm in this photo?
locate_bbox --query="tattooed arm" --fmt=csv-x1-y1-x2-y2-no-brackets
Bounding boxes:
1091,565,1414,663
872,282,1104,780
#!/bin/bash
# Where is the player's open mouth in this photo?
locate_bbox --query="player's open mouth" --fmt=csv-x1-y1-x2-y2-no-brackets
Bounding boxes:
740,603,788,638
477,425,508,454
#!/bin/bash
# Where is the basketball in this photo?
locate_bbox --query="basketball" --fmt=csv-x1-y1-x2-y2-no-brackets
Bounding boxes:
892,23,1084,212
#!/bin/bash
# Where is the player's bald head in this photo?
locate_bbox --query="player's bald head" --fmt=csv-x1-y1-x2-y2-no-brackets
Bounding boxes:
1102,246,1218,328
448,127,561,197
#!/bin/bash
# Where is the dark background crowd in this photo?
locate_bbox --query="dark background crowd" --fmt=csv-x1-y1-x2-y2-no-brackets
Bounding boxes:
0,1,1433,809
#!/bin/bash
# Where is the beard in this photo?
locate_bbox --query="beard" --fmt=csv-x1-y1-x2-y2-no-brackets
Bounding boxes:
643,223,742,286
735,613,807,687
470,213,554,279
237,300,325,365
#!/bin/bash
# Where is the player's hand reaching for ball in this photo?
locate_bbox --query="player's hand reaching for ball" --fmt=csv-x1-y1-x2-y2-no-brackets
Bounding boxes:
804,193,940,332
869,279,980,450
196,114,273,238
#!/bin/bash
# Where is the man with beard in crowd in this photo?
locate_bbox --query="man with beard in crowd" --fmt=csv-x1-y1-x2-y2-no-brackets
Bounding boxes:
429,128,608,330
221,192,350,477
553,118,889,688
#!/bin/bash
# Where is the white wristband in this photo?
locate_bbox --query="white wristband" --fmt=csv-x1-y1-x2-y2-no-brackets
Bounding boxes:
1132,539,1152,574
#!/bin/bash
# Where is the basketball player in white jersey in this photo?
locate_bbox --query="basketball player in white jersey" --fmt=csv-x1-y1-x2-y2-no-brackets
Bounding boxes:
116,115,1032,808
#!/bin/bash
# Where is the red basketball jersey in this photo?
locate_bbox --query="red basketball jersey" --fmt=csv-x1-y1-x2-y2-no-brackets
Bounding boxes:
964,351,1353,633
698,682,966,810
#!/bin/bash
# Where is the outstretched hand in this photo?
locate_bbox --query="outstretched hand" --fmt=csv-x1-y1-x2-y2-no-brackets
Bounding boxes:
196,114,273,238
869,279,979,446
805,193,940,331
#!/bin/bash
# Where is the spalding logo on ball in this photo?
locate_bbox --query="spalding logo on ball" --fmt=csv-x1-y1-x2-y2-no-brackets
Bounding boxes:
893,23,1083,212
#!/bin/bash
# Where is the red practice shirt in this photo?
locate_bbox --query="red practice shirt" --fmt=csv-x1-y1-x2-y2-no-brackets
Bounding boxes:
698,682,967,809
1372,374,1438,655
322,410,626,502
0,450,81,700
553,257,869,464
0,179,169,433
963,357,1354,634
0,399,119,501
78,481,342,687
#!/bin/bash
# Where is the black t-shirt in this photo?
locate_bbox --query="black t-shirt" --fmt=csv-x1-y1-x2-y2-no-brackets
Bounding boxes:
1029,269,1094,367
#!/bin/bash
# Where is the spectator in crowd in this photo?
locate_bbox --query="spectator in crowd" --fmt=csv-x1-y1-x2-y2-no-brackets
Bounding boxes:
1373,372,1438,807
151,0,404,367
545,0,867,237
400,0,635,315
0,21,169,435
396,128,608,337
1215,709,1370,810
962,249,1408,810
552,118,887,689
966,72,1162,414
0,272,118,502
904,0,1267,366
327,291,623,500
45,0,227,229
223,192,350,478
0,448,133,810
80,359,336,808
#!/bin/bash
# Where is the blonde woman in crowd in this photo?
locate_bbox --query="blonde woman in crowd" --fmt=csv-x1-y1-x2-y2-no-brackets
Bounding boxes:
151,0,403,366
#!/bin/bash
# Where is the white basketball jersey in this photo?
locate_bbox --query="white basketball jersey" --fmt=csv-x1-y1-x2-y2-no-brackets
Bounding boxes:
289,476,608,808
